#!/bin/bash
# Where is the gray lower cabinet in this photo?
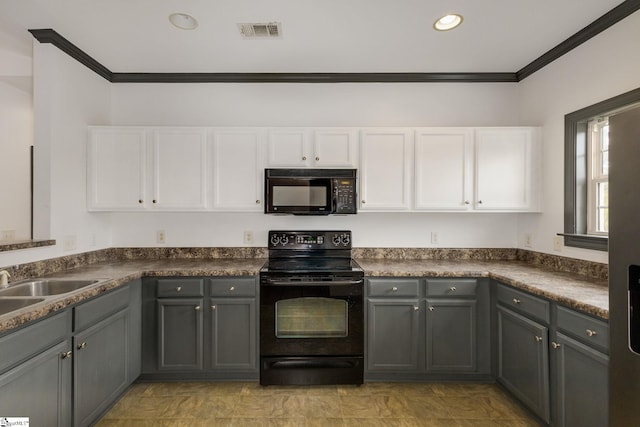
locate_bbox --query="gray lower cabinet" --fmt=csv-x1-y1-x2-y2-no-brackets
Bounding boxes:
426,299,477,371
142,276,258,379
0,311,72,427
551,306,609,427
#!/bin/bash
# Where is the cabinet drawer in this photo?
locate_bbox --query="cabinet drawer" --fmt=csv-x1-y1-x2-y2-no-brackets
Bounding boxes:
210,278,256,297
367,279,420,297
0,310,70,374
75,285,129,331
426,279,477,297
497,284,550,323
157,279,204,297
556,305,609,352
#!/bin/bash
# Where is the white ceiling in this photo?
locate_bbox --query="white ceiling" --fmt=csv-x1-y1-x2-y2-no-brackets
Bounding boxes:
0,0,628,74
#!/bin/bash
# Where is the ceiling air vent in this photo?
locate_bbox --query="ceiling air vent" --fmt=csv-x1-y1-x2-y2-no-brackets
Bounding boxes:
238,22,282,39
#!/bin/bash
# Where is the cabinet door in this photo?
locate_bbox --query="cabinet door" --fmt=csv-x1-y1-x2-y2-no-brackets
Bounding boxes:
415,128,473,210
312,128,358,167
150,128,208,210
366,299,420,371
87,126,147,211
74,309,128,427
0,340,71,427
212,129,264,211
360,129,413,210
157,298,204,371
209,298,257,371
475,127,540,211
426,299,477,372
497,306,550,423
127,280,142,382
552,333,608,427
267,128,309,167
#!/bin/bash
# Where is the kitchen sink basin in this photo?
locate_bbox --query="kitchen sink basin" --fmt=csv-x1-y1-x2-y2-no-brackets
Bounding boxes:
0,298,46,316
0,279,101,297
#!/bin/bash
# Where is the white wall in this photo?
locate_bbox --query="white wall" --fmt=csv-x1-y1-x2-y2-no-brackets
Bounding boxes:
517,11,640,264
108,82,524,248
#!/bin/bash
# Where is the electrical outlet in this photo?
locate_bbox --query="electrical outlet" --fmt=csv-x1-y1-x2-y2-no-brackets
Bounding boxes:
430,232,439,244
524,234,532,248
553,236,563,252
1,230,16,241
63,235,77,251
157,230,166,244
244,231,253,244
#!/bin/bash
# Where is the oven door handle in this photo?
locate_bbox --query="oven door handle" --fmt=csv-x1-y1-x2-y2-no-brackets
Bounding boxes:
264,279,364,286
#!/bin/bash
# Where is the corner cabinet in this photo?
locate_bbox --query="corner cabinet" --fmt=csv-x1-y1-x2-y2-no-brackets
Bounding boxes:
141,276,259,380
88,126,208,211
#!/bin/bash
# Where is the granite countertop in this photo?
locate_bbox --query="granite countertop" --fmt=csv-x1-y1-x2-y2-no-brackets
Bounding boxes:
0,257,609,334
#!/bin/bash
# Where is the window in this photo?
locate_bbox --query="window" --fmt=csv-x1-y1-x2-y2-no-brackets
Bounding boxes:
564,87,640,251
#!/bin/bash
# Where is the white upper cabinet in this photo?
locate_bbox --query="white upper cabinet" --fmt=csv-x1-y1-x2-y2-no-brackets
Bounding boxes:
414,128,474,211
359,129,413,211
267,128,358,168
150,128,208,210
474,127,541,211
87,127,147,211
88,127,207,211
211,128,265,211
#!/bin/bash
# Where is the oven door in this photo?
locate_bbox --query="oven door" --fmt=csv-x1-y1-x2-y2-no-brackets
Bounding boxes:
260,280,363,356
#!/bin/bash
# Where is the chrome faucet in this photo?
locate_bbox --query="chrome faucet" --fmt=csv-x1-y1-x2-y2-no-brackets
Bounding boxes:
0,270,10,288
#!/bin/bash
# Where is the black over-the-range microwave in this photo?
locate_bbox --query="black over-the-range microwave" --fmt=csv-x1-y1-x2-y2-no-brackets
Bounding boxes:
264,168,357,215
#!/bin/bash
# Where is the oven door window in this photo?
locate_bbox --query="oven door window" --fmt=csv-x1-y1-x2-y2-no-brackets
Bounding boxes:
275,297,348,338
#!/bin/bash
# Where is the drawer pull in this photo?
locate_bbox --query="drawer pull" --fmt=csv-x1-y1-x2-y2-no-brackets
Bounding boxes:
391,287,398,292
586,329,598,337
449,287,457,292
551,342,561,349
211,305,216,310
534,336,543,342
512,298,521,304
176,286,182,292
229,286,235,291
61,351,72,359
194,305,201,311
413,306,420,311
428,306,434,312
77,342,87,350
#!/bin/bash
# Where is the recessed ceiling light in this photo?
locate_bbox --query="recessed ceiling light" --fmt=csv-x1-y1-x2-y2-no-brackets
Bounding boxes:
169,13,199,30
433,14,463,31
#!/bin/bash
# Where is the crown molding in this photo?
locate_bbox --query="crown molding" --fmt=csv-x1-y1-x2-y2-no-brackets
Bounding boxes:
28,1,640,84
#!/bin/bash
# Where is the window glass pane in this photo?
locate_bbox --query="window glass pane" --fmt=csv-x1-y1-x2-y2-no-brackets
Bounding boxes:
601,124,609,175
597,182,609,233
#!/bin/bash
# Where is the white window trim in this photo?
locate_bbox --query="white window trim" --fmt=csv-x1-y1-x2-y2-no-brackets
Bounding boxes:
587,118,609,236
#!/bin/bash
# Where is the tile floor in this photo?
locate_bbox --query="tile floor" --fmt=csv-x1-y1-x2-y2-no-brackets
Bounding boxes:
96,381,543,426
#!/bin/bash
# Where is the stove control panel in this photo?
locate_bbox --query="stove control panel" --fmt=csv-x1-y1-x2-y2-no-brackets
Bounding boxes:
268,230,352,249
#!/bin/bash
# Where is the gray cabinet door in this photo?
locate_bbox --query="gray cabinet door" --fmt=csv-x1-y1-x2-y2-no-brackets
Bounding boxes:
367,299,420,371
209,298,257,370
74,309,129,427
0,340,71,427
553,332,609,427
497,306,550,423
157,298,204,370
426,299,477,372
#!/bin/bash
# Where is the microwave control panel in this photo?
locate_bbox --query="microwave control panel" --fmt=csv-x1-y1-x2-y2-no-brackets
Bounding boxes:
334,178,357,214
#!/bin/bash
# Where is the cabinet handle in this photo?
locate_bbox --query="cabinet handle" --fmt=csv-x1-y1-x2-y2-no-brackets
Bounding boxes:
512,298,521,304
413,306,420,311
138,199,143,204
152,199,157,204
211,305,216,310
229,286,235,291
551,342,561,349
302,156,307,160
586,329,598,337
449,287,457,292
464,200,470,205
391,286,398,292
61,351,72,359
428,306,434,312
361,200,366,204
256,200,261,204
315,156,320,161
534,336,543,342
176,286,182,292
478,200,483,204
77,342,87,350
194,305,201,311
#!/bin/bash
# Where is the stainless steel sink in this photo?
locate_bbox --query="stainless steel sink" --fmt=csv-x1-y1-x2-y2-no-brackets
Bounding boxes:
0,298,46,316
0,279,101,297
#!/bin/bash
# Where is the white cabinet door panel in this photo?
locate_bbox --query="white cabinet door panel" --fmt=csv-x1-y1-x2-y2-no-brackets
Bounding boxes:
312,129,358,167
266,129,309,167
